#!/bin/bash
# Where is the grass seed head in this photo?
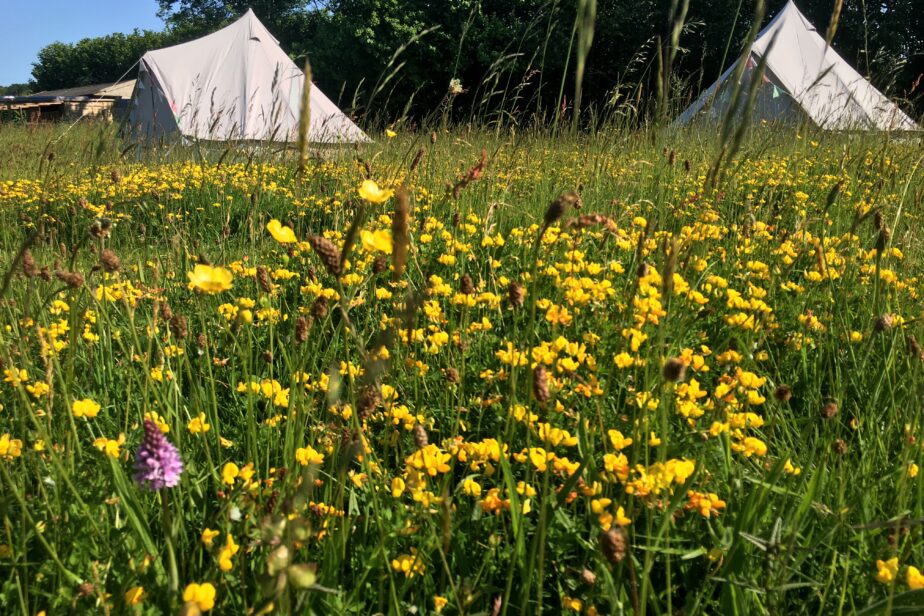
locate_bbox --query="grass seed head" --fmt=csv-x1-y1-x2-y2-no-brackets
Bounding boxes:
294,316,311,345
533,364,550,403
307,235,342,277
413,423,428,449
55,270,84,288
662,357,686,382
460,274,475,295
357,385,381,419
21,250,38,278
580,568,597,585
169,314,188,340
773,384,792,402
100,249,121,273
600,527,627,564
256,265,273,293
874,313,894,332
392,188,410,280
311,296,329,320
508,281,525,309
544,191,582,227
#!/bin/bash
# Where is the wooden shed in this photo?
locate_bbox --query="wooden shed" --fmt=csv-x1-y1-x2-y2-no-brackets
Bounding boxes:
0,81,136,123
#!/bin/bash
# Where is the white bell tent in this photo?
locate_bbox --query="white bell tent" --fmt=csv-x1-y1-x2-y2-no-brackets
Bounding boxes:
127,9,368,143
675,1,919,131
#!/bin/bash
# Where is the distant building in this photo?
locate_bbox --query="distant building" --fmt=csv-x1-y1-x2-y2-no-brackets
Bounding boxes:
0,80,136,123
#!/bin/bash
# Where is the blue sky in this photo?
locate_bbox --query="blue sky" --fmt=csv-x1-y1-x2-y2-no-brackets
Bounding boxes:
0,0,163,84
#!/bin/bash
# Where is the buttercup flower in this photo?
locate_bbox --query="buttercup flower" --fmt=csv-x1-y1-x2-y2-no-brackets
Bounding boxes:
358,180,394,204
267,219,296,243
133,420,184,490
187,264,233,294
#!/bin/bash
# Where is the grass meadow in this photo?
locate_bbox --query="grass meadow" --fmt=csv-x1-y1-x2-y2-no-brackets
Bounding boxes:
0,120,923,615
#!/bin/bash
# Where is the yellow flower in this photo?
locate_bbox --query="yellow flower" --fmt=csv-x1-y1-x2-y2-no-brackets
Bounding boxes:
564,597,583,611
144,412,170,433
876,557,899,584
93,434,125,458
434,595,448,613
187,264,233,294
188,413,211,434
908,565,924,589
217,533,239,571
908,463,919,478
462,478,482,497
201,528,220,548
0,434,23,460
222,462,240,485
183,582,216,611
124,586,145,606
361,229,393,253
72,398,101,419
391,476,406,498
391,549,425,577
385,128,397,138
295,445,325,466
358,180,394,204
266,219,297,244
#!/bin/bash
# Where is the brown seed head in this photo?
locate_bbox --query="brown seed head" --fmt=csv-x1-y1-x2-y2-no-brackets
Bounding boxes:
833,438,848,455
444,367,460,384
55,270,84,288
294,316,311,344
874,313,895,332
580,568,597,586
459,274,475,295
372,255,387,274
357,385,381,419
662,357,687,382
508,281,525,309
600,527,627,564
262,350,274,364
307,234,342,277
873,210,884,231
169,314,189,339
409,147,425,174
100,249,121,273
533,364,550,403
392,187,411,280
22,250,38,278
773,384,792,403
875,226,891,253
821,400,839,420
311,296,329,320
544,191,582,228
256,265,273,293
413,423,428,449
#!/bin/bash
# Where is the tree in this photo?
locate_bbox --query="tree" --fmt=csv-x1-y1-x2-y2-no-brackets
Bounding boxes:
31,30,175,91
0,83,33,96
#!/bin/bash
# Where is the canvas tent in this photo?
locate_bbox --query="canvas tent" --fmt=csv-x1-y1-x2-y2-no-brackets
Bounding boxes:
127,9,368,143
675,0,919,131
